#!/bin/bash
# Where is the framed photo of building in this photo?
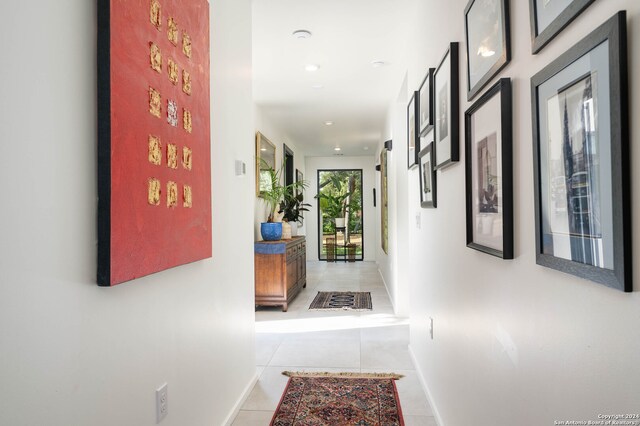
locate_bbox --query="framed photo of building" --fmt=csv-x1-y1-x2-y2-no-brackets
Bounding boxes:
530,12,630,291
465,78,513,258
529,0,596,54
419,132,437,208
407,92,419,169
418,68,435,136
97,0,212,286
464,0,511,100
434,42,460,170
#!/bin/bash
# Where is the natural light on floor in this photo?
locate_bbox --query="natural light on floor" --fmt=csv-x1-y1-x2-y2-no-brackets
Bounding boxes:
255,313,409,334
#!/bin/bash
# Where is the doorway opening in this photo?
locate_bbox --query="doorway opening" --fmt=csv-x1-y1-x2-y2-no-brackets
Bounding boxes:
317,169,364,262
283,144,294,187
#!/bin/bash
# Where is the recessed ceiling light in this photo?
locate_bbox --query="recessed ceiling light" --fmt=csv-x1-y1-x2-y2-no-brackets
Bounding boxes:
305,64,320,72
363,146,369,151
311,84,324,89
371,60,387,68
325,121,333,126
292,29,312,39
334,147,341,152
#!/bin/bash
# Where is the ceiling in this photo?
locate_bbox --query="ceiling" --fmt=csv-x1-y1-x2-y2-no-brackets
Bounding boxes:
252,0,415,157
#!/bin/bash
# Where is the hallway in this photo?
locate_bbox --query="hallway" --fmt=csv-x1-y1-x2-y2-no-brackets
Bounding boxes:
233,261,436,425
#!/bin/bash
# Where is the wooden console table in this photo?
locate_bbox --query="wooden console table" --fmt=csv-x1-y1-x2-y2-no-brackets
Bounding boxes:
254,236,306,312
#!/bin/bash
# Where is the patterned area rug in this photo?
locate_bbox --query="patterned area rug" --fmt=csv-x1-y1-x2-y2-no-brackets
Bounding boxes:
308,291,372,311
271,372,405,426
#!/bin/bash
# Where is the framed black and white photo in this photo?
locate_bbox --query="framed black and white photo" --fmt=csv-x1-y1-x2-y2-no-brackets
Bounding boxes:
407,91,419,169
464,0,510,100
529,0,596,54
434,42,460,170
531,12,630,291
419,132,437,208
296,169,304,224
418,68,434,136
465,78,513,259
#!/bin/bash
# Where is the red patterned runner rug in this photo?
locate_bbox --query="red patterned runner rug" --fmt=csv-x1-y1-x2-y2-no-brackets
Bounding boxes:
270,372,405,426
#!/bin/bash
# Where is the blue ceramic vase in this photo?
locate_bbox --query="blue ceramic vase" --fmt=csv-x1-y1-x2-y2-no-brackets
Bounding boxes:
261,222,282,241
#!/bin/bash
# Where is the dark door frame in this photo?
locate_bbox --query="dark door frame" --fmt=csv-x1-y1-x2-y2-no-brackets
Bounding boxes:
283,144,294,187
316,169,365,262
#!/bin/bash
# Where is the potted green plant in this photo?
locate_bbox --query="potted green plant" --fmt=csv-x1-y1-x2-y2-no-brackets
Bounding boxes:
279,190,310,236
259,159,305,240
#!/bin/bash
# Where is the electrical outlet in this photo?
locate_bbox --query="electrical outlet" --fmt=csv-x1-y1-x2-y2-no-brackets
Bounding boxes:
156,383,168,423
429,317,434,340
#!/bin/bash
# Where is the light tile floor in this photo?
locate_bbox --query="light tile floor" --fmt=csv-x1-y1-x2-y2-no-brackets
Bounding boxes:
232,261,437,426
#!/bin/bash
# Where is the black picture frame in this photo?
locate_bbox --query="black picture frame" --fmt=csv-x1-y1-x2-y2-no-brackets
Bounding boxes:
464,0,510,101
529,0,597,54
419,135,437,209
407,92,419,169
434,42,460,170
465,78,513,259
418,68,435,136
530,11,630,291
295,169,304,225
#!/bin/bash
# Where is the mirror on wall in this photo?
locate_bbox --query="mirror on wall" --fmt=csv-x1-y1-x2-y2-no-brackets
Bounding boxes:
256,132,276,196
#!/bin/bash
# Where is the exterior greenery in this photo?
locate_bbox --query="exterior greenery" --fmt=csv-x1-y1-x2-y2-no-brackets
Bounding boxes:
317,170,363,236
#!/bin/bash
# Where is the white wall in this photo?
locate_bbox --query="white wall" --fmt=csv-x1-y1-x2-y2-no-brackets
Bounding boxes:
305,156,376,262
0,1,256,425
376,74,412,316
379,0,640,424
253,106,309,239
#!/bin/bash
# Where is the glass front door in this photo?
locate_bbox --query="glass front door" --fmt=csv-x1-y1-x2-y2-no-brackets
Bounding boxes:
317,170,364,261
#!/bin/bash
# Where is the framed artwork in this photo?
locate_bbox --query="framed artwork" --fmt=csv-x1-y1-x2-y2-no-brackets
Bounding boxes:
465,78,513,259
256,132,276,196
296,169,304,224
418,68,435,136
418,132,437,208
380,149,389,254
464,0,511,100
529,0,596,54
97,0,211,286
434,42,460,170
296,169,303,191
531,12,630,291
407,92,419,169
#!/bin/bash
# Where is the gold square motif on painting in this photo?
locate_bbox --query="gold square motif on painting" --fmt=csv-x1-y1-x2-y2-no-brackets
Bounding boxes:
167,144,178,169
167,181,178,207
150,0,161,29
150,43,162,73
167,17,178,45
148,178,161,206
183,109,192,133
148,135,162,165
149,87,161,118
182,70,191,95
183,185,192,208
182,146,192,170
182,32,192,58
167,58,178,85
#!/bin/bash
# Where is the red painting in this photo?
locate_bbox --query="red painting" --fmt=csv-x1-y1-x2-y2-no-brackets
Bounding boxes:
97,0,211,286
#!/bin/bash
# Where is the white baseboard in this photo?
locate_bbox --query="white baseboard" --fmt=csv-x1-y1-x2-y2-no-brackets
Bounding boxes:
377,267,398,314
408,344,444,426
223,369,260,426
